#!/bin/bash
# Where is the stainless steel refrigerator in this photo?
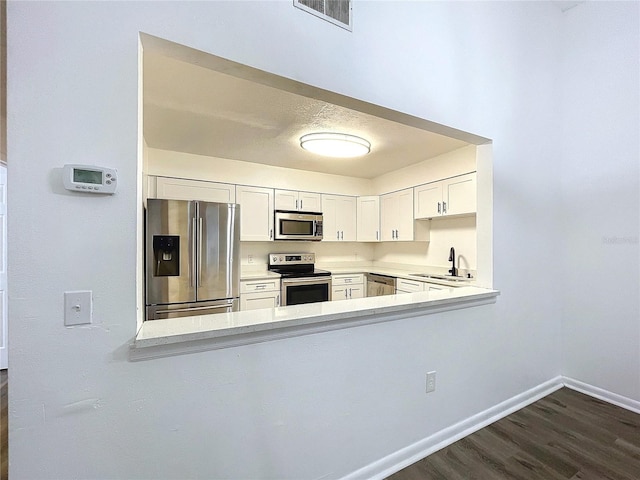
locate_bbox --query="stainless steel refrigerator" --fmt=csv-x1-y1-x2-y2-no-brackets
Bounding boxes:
145,199,240,320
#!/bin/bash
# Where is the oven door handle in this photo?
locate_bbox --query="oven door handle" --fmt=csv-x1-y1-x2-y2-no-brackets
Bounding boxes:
281,277,331,285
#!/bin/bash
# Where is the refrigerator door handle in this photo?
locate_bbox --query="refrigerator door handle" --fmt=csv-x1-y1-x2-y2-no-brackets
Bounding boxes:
198,217,204,287
190,218,197,287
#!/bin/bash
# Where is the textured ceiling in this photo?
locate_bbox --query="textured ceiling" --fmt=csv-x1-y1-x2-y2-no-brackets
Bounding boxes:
143,43,478,179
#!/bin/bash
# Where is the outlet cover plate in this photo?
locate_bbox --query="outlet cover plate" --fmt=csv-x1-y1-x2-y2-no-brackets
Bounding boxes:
64,290,92,326
426,371,436,393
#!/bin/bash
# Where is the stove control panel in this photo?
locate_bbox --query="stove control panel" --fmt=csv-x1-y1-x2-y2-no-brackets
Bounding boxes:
269,253,315,266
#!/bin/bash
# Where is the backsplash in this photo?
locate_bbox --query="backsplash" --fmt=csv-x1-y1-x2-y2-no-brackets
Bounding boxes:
240,215,476,270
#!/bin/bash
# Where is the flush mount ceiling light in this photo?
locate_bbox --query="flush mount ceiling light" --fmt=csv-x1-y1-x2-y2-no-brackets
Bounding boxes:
299,133,371,158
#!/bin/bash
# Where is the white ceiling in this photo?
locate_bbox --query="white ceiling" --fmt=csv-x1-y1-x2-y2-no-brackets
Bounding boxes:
142,37,485,179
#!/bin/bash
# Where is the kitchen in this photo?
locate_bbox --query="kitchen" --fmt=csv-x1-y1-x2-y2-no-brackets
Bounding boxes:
138,34,495,345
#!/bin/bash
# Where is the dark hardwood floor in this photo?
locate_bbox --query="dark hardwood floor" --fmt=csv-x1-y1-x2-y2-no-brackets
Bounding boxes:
388,387,640,480
1,369,6,480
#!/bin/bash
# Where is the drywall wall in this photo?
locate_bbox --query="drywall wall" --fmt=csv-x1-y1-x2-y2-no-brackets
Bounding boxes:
559,2,640,400
8,1,636,479
372,145,477,195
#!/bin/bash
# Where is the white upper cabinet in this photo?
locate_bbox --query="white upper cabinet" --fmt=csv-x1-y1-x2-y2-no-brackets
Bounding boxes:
357,196,380,242
274,189,322,212
380,188,415,241
236,185,274,241
322,194,357,242
151,176,236,203
414,173,476,219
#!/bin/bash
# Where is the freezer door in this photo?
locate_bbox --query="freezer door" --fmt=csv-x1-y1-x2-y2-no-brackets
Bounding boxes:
146,199,197,305
196,202,240,301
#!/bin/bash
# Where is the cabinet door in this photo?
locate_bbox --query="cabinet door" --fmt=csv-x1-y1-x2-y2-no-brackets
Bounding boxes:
380,192,399,241
236,186,274,241
337,196,357,241
444,173,476,217
154,177,236,203
240,291,280,310
395,188,414,241
331,286,349,301
321,195,340,241
414,182,443,219
274,190,298,211
299,192,322,212
357,196,380,242
348,285,365,299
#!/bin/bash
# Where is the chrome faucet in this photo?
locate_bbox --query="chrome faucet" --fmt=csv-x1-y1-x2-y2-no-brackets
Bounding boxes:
448,247,458,277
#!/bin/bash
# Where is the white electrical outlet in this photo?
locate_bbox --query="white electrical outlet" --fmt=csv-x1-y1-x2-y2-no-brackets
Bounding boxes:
426,371,436,393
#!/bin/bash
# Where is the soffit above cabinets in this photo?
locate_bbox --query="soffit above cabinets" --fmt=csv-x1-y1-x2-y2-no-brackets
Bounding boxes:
142,34,488,180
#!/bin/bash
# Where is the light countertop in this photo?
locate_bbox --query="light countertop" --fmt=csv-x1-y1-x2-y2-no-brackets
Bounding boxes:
132,284,498,360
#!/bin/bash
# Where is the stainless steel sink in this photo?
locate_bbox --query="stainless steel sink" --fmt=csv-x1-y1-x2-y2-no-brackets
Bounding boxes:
410,273,469,282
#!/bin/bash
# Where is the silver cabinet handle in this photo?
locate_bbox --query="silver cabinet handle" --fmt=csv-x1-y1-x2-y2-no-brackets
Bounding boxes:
376,231,379,241
344,289,348,299
443,201,447,213
349,288,352,298
438,202,441,214
341,231,344,240
337,230,340,240
300,200,302,210
255,284,266,289
270,228,273,240
395,229,399,239
276,294,280,306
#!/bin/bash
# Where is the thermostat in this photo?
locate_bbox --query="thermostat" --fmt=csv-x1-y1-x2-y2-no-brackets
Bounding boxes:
63,164,118,194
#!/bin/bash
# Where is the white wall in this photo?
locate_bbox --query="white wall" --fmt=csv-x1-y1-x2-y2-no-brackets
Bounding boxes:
559,2,640,400
7,1,637,479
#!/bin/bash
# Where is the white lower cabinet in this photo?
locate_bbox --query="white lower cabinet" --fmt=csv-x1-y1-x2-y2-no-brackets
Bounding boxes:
240,279,280,311
331,274,365,301
396,278,426,294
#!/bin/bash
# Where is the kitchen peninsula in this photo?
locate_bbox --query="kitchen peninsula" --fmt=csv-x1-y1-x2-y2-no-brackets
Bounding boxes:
132,282,498,360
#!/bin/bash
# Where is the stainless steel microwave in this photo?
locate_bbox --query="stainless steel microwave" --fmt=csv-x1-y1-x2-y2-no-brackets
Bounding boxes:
274,210,323,241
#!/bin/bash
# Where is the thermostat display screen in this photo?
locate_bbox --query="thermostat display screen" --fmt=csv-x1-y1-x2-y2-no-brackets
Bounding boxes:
63,164,117,194
73,169,102,185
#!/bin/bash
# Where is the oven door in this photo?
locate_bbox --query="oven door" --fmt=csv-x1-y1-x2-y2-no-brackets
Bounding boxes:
281,276,331,306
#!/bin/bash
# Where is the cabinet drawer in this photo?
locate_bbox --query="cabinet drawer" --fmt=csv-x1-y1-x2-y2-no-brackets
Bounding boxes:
396,278,425,293
332,274,364,286
240,279,280,293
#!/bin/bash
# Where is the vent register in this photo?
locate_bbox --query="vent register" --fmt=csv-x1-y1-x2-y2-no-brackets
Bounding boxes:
295,0,352,30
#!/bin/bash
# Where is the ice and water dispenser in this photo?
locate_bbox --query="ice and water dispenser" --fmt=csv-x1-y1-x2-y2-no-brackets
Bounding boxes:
152,235,180,276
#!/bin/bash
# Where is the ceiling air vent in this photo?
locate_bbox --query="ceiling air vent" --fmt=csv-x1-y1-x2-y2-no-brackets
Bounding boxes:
294,0,352,31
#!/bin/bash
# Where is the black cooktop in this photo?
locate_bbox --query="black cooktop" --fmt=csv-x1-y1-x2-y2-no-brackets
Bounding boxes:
269,266,332,278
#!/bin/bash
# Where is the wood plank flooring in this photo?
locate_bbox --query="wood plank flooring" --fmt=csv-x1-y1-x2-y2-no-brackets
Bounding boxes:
1,369,6,480
388,388,640,480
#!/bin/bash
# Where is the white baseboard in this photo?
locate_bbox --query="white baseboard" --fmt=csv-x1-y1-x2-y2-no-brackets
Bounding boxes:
562,376,640,415
342,376,564,480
